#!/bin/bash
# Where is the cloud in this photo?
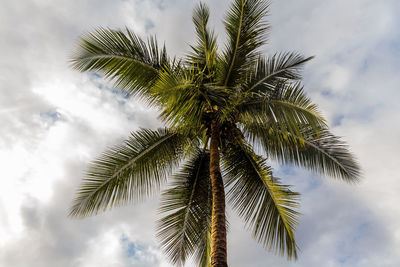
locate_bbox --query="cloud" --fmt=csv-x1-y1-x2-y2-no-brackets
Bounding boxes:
1,0,400,266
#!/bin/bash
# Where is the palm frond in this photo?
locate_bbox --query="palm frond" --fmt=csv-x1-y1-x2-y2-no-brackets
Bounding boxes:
157,149,212,266
69,128,188,217
151,64,207,130
187,2,218,77
70,27,169,98
243,53,314,94
195,226,211,267
222,140,299,259
218,0,270,87
238,82,326,138
244,123,361,182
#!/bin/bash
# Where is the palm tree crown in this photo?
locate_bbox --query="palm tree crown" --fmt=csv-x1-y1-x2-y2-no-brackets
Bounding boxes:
69,1,360,266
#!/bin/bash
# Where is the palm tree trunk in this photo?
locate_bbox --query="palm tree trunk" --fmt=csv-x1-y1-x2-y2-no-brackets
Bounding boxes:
209,120,228,267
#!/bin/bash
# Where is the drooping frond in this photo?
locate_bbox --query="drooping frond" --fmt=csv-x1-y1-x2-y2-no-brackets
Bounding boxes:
222,140,299,259
195,226,211,267
243,53,314,94
69,128,189,217
70,27,168,98
218,0,270,87
157,149,212,266
244,123,361,182
238,82,326,138
188,2,218,76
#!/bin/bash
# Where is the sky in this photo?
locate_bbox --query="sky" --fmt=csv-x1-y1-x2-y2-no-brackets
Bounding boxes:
1,0,400,266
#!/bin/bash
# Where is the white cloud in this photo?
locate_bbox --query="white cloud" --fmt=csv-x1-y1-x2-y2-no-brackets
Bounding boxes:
1,0,400,266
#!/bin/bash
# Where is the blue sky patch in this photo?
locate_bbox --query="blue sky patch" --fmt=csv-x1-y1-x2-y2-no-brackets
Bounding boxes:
120,235,146,259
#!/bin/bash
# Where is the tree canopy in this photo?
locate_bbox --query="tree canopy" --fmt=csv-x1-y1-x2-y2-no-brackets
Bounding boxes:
70,1,360,266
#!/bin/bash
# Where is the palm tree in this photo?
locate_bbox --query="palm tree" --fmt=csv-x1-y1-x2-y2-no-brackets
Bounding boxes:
69,1,360,266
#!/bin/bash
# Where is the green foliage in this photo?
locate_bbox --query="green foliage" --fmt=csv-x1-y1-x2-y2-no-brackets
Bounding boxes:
69,128,189,217
70,27,168,100
218,0,270,87
157,149,212,266
188,2,218,77
244,123,361,182
222,140,299,259
70,0,360,265
238,82,326,138
243,53,314,94
152,64,206,131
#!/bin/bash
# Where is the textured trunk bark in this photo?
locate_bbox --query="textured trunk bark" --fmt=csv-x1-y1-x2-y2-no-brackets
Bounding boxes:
209,120,228,267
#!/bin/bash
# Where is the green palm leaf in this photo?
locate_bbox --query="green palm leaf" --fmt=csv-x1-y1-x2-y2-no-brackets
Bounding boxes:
238,82,326,137
244,123,361,182
222,140,299,259
70,27,168,98
196,226,211,267
218,0,270,87
243,53,314,94
188,2,218,77
157,149,212,266
69,128,188,217
151,64,207,130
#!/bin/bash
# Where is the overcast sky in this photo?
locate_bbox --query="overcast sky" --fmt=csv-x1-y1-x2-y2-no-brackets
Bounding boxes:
1,0,400,266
